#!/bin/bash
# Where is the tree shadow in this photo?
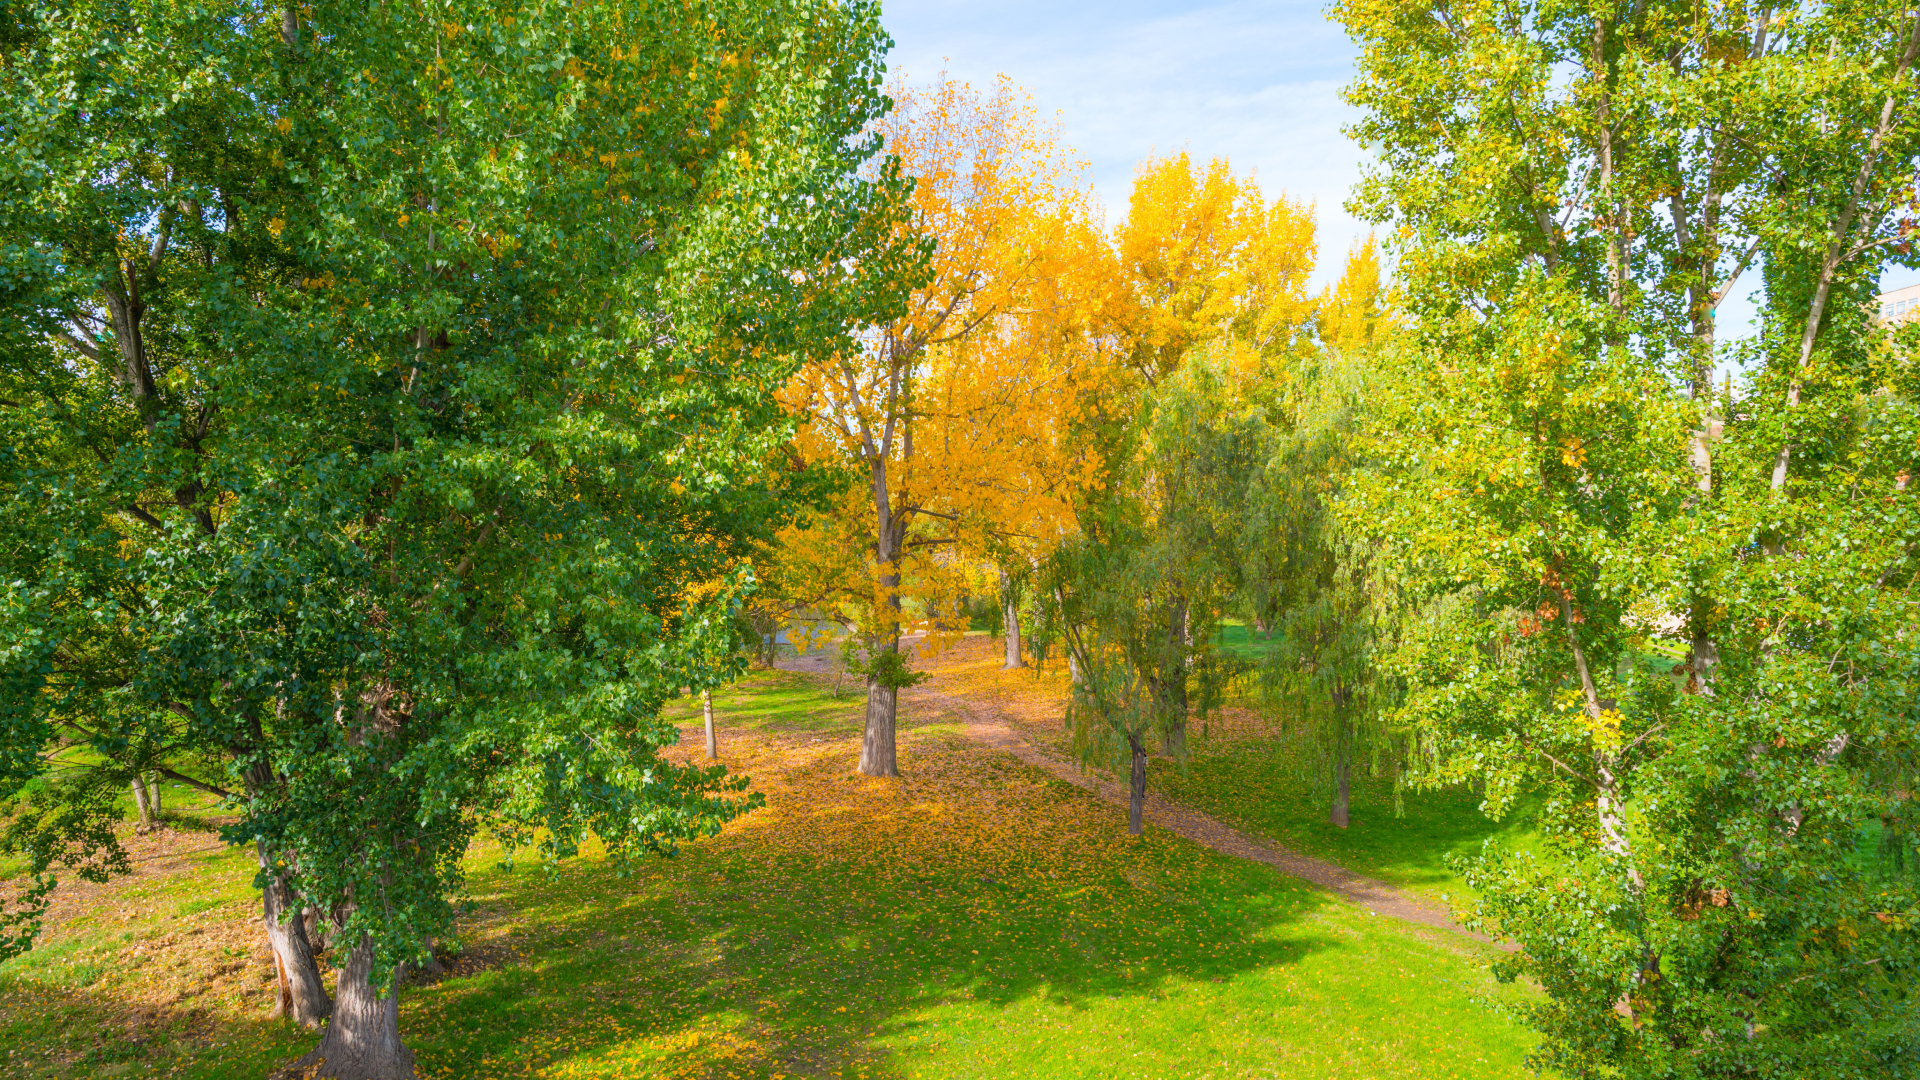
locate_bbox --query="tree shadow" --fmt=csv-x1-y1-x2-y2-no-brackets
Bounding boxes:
401,719,1515,1080
1156,739,1543,901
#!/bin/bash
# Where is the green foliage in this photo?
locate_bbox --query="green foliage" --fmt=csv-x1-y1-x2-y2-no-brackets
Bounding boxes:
0,0,911,1002
1336,1,1920,1075
841,643,929,692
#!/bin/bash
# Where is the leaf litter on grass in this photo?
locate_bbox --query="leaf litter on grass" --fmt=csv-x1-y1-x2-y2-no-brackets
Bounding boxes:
1,649,1540,1079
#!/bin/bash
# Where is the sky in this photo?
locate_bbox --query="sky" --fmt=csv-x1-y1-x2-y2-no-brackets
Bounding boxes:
879,0,1367,293
877,0,1920,340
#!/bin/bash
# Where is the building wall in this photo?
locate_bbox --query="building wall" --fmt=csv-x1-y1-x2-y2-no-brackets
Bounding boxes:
1879,282,1920,324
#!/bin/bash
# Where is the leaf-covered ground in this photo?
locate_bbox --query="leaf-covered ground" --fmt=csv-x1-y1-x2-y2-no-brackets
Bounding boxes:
1,639,1541,1078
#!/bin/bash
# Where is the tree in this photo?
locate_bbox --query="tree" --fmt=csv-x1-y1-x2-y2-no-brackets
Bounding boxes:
778,75,1108,776
1336,0,1920,1073
0,1,907,1075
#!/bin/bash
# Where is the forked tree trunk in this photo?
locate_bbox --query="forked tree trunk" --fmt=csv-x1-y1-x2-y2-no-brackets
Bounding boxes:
859,676,899,777
1127,737,1147,836
702,689,717,759
298,933,414,1079
258,843,331,1027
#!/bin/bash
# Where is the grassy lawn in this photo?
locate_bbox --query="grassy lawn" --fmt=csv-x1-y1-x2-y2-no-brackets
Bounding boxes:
1152,742,1543,906
919,636,1545,907
1,664,1541,1078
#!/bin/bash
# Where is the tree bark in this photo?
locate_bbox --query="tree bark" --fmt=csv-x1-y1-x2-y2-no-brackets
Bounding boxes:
701,689,717,760
258,842,331,1028
1127,737,1147,836
1329,699,1352,829
858,452,906,777
859,677,899,777
131,777,154,832
1002,593,1023,670
1160,599,1189,757
298,934,414,1079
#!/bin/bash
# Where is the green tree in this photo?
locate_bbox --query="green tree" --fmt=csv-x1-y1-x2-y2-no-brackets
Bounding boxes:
1336,0,1920,1075
0,1,909,1075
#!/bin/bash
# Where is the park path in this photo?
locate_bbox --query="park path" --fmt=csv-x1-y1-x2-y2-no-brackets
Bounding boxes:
900,683,1494,945
774,640,1495,944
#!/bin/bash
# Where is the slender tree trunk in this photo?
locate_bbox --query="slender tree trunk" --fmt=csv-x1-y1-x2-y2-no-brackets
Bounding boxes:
702,689,717,760
258,842,331,1028
1002,596,1023,670
146,774,160,818
1160,600,1188,757
1328,700,1352,829
1127,736,1147,836
859,677,899,777
298,933,413,1079
858,460,905,777
1771,13,1920,493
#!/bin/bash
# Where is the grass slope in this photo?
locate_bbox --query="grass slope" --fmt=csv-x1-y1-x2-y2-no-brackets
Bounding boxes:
1,659,1540,1078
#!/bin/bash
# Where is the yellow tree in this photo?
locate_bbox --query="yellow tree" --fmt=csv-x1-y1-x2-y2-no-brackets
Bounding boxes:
779,76,1113,776
1115,153,1320,386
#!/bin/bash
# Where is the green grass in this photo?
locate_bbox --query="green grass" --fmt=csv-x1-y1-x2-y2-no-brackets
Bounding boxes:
1155,742,1543,905
1210,621,1284,664
0,843,313,1079
0,667,1545,1078
401,825,1537,1079
665,667,870,734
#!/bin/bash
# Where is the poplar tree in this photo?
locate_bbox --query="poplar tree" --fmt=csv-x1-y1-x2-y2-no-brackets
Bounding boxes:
1336,1,1920,1074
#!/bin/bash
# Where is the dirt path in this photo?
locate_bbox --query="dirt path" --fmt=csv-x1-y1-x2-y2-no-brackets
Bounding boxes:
775,642,1493,945
903,686,1490,943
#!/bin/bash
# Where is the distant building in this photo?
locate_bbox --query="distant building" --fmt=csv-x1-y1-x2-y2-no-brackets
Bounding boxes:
1879,283,1920,324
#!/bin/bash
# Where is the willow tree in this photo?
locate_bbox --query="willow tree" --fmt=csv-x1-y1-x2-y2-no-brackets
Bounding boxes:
1337,0,1920,1074
0,1,908,1076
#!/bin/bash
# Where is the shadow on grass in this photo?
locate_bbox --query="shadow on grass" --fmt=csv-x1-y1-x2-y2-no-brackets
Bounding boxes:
1155,740,1543,902
406,812,1336,1080
0,975,311,1079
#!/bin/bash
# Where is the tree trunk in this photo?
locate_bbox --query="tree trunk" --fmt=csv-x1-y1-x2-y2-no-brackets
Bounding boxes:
1160,600,1189,756
131,777,154,832
1328,728,1351,829
1329,686,1352,828
146,773,160,818
702,689,717,760
1127,737,1147,836
1002,594,1024,670
859,676,899,777
258,843,331,1028
298,933,414,1079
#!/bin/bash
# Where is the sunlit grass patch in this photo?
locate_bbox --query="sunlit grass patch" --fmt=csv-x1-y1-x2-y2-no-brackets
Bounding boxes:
0,658,1541,1079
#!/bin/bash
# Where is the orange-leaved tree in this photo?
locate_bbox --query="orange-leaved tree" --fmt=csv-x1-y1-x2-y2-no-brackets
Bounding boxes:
777,76,1116,776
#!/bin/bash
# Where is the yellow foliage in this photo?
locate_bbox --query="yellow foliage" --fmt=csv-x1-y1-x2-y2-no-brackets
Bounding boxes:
773,76,1117,647
1114,153,1319,384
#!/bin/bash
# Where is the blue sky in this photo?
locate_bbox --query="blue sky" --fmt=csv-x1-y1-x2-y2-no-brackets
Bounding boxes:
879,1,1367,292
877,0,1918,338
